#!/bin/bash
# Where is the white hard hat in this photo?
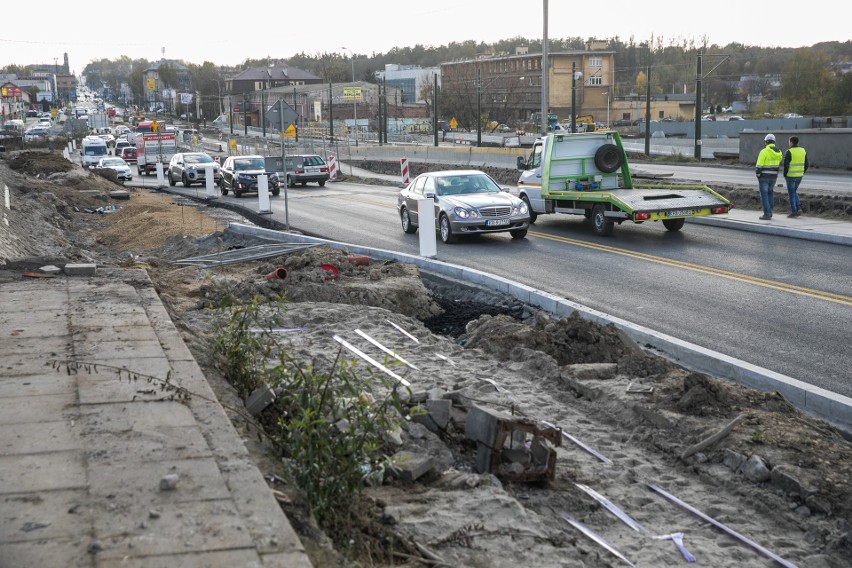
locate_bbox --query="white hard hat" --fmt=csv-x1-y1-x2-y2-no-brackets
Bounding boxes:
764,133,775,142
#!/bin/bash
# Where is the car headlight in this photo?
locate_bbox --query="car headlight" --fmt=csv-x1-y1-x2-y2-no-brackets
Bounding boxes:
453,207,477,219
516,202,529,215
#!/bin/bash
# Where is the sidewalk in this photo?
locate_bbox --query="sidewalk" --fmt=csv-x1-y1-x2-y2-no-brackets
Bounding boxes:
0,267,312,567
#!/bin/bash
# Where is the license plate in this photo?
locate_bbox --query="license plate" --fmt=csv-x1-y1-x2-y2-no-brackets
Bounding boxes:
668,209,694,217
486,218,511,227
306,167,320,173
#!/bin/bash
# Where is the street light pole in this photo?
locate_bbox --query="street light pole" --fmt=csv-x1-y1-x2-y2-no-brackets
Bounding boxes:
602,91,610,129
571,63,583,133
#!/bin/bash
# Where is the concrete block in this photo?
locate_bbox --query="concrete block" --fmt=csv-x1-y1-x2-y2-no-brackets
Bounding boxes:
723,448,746,472
391,450,434,482
38,265,62,275
465,404,512,447
246,383,276,416
771,466,816,497
63,263,97,276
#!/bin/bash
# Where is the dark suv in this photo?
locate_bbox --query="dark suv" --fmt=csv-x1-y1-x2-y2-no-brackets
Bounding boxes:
168,152,222,187
285,154,329,187
220,155,280,197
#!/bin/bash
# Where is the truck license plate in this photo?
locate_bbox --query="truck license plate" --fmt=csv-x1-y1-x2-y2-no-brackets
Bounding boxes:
486,219,511,227
668,209,693,217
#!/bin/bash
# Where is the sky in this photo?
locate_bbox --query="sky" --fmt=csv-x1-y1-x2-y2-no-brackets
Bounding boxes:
1,0,847,73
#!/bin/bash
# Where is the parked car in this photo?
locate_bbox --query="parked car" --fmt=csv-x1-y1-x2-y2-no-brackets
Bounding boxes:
728,115,745,121
37,118,52,128
23,127,50,142
397,170,530,244
98,133,115,147
284,154,330,187
95,157,132,181
118,146,137,164
114,125,131,136
220,155,280,197
168,152,222,187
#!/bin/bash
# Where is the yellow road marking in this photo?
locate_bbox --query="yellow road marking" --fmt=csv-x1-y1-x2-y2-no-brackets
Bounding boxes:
532,231,852,306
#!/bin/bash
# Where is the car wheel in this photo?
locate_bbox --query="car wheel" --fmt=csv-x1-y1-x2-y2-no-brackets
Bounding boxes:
400,206,417,234
663,218,685,232
439,213,457,244
138,166,143,176
300,182,307,187
182,173,190,187
510,228,528,239
168,172,176,186
271,186,280,196
592,204,614,236
220,178,228,196
521,195,537,224
318,180,326,187
232,180,242,198
287,175,295,188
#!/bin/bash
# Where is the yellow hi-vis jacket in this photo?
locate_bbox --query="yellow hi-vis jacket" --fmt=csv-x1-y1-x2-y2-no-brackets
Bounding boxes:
756,144,783,176
784,146,807,177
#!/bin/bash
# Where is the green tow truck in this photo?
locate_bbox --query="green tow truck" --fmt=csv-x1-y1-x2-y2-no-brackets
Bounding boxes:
514,131,731,236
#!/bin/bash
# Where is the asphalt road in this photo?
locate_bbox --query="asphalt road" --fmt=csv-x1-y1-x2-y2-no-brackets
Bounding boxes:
162,178,852,401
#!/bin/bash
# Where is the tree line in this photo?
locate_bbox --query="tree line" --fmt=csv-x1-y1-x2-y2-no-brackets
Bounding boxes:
5,37,849,120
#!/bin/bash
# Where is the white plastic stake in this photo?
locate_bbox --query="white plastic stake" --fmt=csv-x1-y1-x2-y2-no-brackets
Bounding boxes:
205,167,215,198
385,319,419,343
354,329,419,370
417,196,437,258
257,174,271,213
155,162,165,187
333,335,411,387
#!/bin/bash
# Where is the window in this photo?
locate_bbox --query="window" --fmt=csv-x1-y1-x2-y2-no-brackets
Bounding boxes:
587,76,602,86
589,56,602,68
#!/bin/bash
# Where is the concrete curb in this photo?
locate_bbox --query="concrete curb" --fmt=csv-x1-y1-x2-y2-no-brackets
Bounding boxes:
225,222,852,434
687,216,852,247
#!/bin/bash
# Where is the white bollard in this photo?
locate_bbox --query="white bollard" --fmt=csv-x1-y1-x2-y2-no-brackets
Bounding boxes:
417,196,437,258
155,162,165,187
71,139,76,150
63,148,70,161
205,167,215,198
257,174,271,214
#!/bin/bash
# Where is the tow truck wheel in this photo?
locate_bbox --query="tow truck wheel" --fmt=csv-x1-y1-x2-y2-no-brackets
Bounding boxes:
592,204,615,236
663,218,685,232
594,143,623,173
400,207,417,234
439,213,457,244
521,195,537,224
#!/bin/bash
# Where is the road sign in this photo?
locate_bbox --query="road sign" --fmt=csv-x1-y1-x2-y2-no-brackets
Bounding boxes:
449,117,458,129
266,99,298,129
151,120,159,133
343,87,362,101
284,124,296,138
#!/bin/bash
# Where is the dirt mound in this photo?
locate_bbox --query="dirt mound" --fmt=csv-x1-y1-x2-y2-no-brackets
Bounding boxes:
7,150,75,176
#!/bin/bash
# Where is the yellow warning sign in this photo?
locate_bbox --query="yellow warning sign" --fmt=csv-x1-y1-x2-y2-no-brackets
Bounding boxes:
228,139,237,153
151,120,159,133
449,117,458,129
284,124,297,138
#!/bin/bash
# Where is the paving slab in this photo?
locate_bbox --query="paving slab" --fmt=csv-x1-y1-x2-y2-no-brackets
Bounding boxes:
0,269,313,567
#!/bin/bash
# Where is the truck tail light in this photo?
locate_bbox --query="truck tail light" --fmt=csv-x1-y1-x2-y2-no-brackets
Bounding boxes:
295,169,305,174
634,212,650,220
711,206,729,214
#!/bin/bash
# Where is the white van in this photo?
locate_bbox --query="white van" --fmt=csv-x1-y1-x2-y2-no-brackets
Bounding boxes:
81,135,108,168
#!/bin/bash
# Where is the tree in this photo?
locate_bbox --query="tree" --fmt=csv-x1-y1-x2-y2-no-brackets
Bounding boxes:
780,48,832,115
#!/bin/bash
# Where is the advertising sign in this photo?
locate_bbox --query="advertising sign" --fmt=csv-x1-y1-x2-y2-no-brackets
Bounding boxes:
343,87,362,101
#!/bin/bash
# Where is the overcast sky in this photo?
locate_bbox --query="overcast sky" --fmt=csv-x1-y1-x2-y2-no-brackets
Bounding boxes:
1,0,846,73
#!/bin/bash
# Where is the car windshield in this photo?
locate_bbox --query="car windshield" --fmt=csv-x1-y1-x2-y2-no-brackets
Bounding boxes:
84,147,107,156
185,154,213,164
434,174,500,196
234,158,265,171
302,156,325,166
102,159,125,166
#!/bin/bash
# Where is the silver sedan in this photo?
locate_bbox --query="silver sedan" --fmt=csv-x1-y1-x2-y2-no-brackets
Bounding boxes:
397,170,530,243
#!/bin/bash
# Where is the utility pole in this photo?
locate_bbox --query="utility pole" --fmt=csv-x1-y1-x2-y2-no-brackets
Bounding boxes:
540,0,549,135
644,65,651,156
433,73,439,147
328,83,334,139
694,50,703,159
571,61,577,133
243,93,247,137
477,67,482,147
